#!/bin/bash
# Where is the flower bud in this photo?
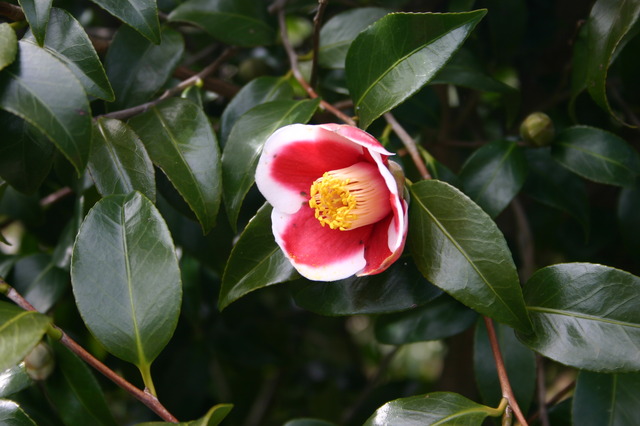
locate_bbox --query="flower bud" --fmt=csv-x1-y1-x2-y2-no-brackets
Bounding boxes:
520,112,555,147
24,342,55,381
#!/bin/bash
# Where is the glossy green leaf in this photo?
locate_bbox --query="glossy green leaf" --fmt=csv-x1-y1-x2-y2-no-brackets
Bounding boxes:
105,25,184,111
0,23,17,71
168,0,275,47
0,41,92,175
0,364,31,398
45,341,117,426
71,192,181,370
18,0,52,46
24,8,114,101
219,76,293,144
12,254,68,313
519,263,640,372
318,7,389,69
409,180,532,333
292,259,442,316
523,148,589,233
0,301,51,372
375,293,476,344
551,126,640,187
474,320,535,415
90,118,155,201
584,0,640,124
573,371,640,426
137,403,233,426
618,184,640,255
128,98,221,233
90,0,160,43
421,148,461,188
364,392,499,425
346,10,487,129
0,111,54,194
0,399,37,425
222,98,320,230
219,204,298,310
460,140,527,218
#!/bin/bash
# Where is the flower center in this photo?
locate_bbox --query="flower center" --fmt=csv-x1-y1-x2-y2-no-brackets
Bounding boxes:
308,162,391,230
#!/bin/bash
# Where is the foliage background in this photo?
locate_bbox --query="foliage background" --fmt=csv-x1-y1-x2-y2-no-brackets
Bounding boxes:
0,0,639,425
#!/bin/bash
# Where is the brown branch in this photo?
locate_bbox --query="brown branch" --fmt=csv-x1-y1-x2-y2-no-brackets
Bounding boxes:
483,317,529,426
383,112,431,180
310,0,328,89
39,187,73,208
527,380,575,424
1,280,179,423
99,47,238,121
0,2,25,21
276,4,356,126
535,355,550,426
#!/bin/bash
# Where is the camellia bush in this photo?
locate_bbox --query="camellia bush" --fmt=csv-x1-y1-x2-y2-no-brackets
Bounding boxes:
1,0,640,424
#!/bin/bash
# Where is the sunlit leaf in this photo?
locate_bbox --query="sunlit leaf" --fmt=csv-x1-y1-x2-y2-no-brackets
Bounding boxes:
0,23,17,71
572,371,640,425
519,263,640,372
18,0,52,46
90,0,160,43
0,399,37,425
0,301,51,372
346,10,486,129
0,364,31,398
409,180,532,333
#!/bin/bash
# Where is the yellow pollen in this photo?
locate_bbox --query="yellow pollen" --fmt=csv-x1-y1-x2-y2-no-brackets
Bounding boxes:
308,162,391,231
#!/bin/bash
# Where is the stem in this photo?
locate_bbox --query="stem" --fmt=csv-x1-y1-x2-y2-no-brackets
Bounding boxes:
483,317,529,426
139,363,158,397
309,0,328,89
1,280,178,423
39,187,73,208
0,1,25,21
276,4,356,126
383,112,431,180
535,355,550,426
527,380,575,424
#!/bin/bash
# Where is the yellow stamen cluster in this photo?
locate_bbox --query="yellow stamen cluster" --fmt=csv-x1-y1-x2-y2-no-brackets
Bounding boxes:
308,162,391,231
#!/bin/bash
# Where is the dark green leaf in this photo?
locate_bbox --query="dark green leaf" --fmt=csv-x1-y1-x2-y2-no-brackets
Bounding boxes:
219,204,298,310
90,118,155,201
0,364,32,398
409,180,532,333
18,0,52,46
52,197,84,270
219,76,293,144
523,148,589,233
222,98,320,230
12,254,68,313
318,8,389,69
137,403,234,426
421,148,461,188
572,371,640,426
128,98,221,233
363,392,499,425
460,140,528,217
346,10,487,129
551,126,640,187
71,192,182,371
474,320,535,414
283,420,337,426
519,263,640,372
584,0,640,124
0,23,17,71
45,341,117,426
0,41,92,175
375,293,477,344
0,111,54,194
0,399,37,425
90,0,160,43
618,183,640,255
24,8,114,101
105,25,184,111
168,0,275,47
0,301,51,372
292,258,442,316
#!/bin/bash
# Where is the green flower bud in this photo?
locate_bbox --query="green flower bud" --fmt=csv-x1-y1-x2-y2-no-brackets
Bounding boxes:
520,112,555,147
24,342,55,381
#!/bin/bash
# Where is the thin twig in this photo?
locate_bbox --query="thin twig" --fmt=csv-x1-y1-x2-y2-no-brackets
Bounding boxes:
527,380,575,424
383,112,431,180
0,1,25,21
310,0,328,89
483,317,529,426
99,47,238,121
535,355,550,426
1,280,179,423
39,187,73,208
276,4,356,126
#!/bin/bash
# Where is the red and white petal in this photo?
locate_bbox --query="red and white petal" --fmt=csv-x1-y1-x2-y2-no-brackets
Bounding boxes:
319,124,394,157
256,124,372,215
271,206,373,281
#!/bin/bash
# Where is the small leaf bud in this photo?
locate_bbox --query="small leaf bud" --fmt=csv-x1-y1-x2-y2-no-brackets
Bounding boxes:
24,342,55,381
520,112,555,147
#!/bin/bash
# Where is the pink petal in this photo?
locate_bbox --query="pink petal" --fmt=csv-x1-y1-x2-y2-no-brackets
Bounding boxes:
272,206,374,281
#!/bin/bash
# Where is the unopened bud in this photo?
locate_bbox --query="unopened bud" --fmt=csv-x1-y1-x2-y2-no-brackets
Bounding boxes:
520,112,555,147
24,342,55,381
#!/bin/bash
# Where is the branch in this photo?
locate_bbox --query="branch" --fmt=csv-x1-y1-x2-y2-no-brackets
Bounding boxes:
1,280,179,423
383,112,431,180
309,0,328,88
276,4,356,126
99,47,238,121
483,317,529,426
535,355,550,426
0,2,25,21
527,380,575,424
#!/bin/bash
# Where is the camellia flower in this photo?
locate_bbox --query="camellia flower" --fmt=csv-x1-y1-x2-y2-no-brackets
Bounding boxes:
255,123,408,281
